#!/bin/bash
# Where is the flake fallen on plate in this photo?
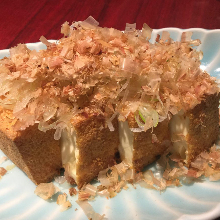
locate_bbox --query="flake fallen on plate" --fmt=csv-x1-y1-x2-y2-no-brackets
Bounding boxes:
73,144,220,202
97,189,110,197
6,164,15,171
57,193,72,211
0,156,8,165
112,180,126,193
34,183,60,200
84,183,97,196
123,184,129,190
78,191,92,201
76,200,107,220
108,188,117,198
69,187,77,196
0,167,7,176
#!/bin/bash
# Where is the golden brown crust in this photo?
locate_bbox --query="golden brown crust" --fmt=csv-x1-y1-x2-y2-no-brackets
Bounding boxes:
186,93,220,165
127,115,170,171
73,114,119,189
0,107,62,184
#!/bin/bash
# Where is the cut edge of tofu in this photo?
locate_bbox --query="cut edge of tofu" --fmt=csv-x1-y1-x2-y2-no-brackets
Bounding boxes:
169,109,189,162
118,121,134,167
61,127,78,182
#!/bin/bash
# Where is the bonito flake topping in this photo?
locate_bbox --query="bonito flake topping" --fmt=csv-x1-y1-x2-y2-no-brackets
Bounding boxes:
0,16,218,137
57,193,72,212
34,183,60,200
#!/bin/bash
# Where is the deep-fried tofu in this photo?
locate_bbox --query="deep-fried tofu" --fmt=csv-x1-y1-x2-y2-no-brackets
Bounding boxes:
0,107,61,184
170,93,220,165
61,112,119,189
118,116,170,171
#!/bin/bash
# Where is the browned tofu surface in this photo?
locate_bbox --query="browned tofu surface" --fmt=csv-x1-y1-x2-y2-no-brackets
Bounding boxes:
0,107,61,184
127,115,170,171
185,93,219,165
71,114,119,189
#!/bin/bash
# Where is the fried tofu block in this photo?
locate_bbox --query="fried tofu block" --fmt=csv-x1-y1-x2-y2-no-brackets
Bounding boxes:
170,93,219,165
118,116,170,171
61,113,119,189
0,107,61,184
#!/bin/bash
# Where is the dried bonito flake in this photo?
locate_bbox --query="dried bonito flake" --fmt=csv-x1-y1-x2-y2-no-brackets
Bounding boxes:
0,167,7,176
0,156,7,165
6,164,15,171
78,190,92,201
76,200,107,220
189,146,220,181
57,193,72,212
34,183,60,200
78,184,98,201
0,16,218,138
69,187,77,196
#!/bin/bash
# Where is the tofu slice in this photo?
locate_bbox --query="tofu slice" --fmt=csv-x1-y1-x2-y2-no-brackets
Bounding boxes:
169,93,219,165
61,113,119,189
0,107,61,184
118,115,170,171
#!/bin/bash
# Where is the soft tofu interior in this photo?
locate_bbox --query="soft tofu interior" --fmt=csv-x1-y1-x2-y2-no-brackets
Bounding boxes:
61,127,79,181
169,110,190,160
118,121,134,165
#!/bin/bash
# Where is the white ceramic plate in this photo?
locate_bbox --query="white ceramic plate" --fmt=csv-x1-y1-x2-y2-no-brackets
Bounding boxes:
0,28,220,220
